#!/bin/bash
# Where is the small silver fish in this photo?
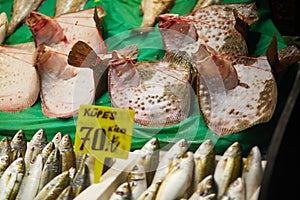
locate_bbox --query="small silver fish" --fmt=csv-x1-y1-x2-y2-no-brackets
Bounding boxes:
242,146,263,200
0,157,25,200
7,0,45,36
55,0,88,16
136,137,160,186
10,130,27,161
34,170,70,200
156,151,195,200
0,12,8,43
193,139,215,190
214,142,243,198
52,132,63,149
151,138,188,185
0,137,11,163
24,129,48,170
59,134,76,172
16,154,43,200
40,142,55,165
38,148,61,193
72,154,90,197
138,0,176,31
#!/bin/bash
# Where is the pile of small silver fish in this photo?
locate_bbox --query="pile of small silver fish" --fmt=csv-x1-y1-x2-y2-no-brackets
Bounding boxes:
109,138,264,200
0,129,91,200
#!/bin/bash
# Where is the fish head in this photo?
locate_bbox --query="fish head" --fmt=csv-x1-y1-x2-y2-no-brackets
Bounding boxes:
141,137,159,152
59,134,73,150
11,130,27,147
128,164,146,181
31,128,47,143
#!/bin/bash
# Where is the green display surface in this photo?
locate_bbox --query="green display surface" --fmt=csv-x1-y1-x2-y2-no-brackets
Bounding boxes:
0,0,294,155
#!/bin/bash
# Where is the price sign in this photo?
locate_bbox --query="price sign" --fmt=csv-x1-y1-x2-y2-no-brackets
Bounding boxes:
74,104,135,183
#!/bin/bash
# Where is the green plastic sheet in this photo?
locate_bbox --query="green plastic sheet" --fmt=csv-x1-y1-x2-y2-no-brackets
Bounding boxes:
0,0,293,155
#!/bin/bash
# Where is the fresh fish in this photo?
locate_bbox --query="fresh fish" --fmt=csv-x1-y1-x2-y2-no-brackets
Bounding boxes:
156,151,195,200
52,132,63,149
136,180,162,200
34,170,70,200
26,7,106,54
128,164,147,199
193,139,215,190
138,0,176,32
151,138,188,185
55,0,88,16
0,155,10,178
59,134,76,172
109,181,132,200
56,185,74,200
7,0,45,36
136,137,160,186
214,142,243,198
109,49,193,127
10,130,27,161
38,148,61,193
16,154,43,200
40,141,55,165
220,177,246,200
0,137,11,163
0,12,8,44
242,146,263,200
0,157,25,200
72,154,90,197
159,2,259,58
24,129,48,170
189,175,217,200
158,3,279,136
25,7,107,118
193,0,221,10
0,42,40,112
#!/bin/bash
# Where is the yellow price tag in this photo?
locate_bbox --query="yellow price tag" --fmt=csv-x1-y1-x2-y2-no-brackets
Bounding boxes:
74,104,134,160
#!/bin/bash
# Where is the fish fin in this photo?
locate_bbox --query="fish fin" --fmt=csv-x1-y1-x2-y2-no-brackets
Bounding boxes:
68,41,99,68
93,7,106,36
266,34,280,73
233,9,250,37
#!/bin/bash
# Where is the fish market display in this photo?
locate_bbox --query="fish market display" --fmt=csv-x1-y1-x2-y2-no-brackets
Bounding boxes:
0,42,40,112
0,129,92,200
0,12,8,44
157,2,280,135
55,0,88,16
104,138,265,200
6,0,45,36
138,0,176,31
25,7,107,118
